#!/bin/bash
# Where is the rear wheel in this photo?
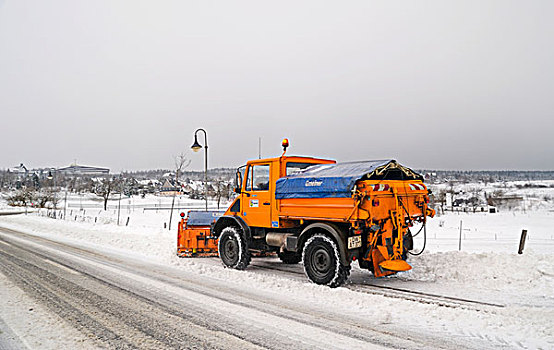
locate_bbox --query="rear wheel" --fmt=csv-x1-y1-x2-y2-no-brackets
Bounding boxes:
302,234,350,288
218,226,251,270
278,251,301,264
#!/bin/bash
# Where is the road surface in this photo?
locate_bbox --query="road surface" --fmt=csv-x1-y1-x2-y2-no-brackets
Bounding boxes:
0,226,494,349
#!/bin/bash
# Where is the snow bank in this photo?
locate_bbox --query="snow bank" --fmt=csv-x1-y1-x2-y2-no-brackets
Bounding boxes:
403,251,554,295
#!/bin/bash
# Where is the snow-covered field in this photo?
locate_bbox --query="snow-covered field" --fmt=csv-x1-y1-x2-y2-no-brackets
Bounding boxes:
1,182,553,349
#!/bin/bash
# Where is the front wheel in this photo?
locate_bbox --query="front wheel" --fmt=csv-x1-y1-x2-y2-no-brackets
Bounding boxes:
302,234,350,288
218,226,251,270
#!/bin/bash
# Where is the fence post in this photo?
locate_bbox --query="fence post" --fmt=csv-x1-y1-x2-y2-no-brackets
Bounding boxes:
518,229,527,254
458,220,463,251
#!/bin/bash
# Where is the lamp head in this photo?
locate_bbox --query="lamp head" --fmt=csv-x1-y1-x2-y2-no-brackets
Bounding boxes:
191,135,202,152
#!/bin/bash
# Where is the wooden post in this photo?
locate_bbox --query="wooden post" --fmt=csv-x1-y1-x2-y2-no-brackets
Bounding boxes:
458,220,463,251
518,230,527,254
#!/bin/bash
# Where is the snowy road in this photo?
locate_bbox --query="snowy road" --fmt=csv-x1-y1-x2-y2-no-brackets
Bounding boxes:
0,227,495,350
0,219,552,349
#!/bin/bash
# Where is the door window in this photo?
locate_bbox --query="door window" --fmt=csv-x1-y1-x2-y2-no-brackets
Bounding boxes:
246,164,270,191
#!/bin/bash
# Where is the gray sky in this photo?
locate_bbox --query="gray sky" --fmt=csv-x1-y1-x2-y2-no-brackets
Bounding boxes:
0,1,553,172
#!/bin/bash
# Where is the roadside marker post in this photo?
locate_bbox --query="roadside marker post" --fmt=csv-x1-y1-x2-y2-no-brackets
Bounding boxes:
458,220,463,251
518,229,527,254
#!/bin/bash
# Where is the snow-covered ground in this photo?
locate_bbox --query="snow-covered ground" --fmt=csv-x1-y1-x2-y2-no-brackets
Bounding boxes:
1,184,553,349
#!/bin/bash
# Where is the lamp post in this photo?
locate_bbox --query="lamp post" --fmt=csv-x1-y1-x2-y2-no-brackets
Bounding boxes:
47,170,57,215
191,128,208,211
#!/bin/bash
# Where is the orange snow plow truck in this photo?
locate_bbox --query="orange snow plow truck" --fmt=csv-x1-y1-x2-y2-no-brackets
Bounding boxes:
178,139,435,287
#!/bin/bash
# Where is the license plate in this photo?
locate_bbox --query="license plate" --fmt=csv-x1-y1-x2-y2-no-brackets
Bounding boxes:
348,235,362,249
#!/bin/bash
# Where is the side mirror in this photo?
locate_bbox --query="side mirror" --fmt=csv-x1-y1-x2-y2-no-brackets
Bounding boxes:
234,169,243,194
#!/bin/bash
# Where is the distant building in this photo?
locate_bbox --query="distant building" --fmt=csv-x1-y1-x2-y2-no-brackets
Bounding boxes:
8,163,28,174
57,164,110,176
159,179,181,196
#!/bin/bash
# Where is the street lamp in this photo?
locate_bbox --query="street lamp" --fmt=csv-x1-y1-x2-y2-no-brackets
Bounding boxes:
191,128,208,211
47,170,57,213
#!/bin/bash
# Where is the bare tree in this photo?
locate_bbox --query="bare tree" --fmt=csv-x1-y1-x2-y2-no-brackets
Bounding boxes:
35,189,55,208
212,179,231,209
433,188,447,214
95,177,120,210
169,153,191,230
468,187,482,212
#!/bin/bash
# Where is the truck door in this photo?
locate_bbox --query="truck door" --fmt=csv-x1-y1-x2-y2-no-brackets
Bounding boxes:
241,163,272,228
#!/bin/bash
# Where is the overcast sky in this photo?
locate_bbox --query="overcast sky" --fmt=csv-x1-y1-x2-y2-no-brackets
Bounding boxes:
0,1,552,172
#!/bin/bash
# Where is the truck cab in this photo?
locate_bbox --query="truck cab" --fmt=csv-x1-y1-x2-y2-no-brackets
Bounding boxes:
226,155,335,230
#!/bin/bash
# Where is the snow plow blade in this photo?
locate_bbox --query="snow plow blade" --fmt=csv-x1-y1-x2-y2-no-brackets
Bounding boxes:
379,259,412,272
177,211,223,258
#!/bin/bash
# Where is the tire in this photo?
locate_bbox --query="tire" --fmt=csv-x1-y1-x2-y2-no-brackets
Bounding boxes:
278,251,301,264
302,234,350,288
218,226,251,270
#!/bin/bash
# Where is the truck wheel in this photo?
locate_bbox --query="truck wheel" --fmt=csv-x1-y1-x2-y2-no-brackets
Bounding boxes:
218,226,251,270
302,234,350,288
278,251,301,264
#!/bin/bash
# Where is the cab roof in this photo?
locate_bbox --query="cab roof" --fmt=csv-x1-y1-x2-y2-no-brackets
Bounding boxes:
246,155,336,166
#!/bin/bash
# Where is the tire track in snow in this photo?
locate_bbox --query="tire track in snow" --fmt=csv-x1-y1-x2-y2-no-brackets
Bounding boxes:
0,227,490,349
0,237,263,350
1,230,400,349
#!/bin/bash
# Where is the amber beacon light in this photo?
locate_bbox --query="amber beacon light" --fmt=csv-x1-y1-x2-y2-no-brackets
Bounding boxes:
282,138,289,153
